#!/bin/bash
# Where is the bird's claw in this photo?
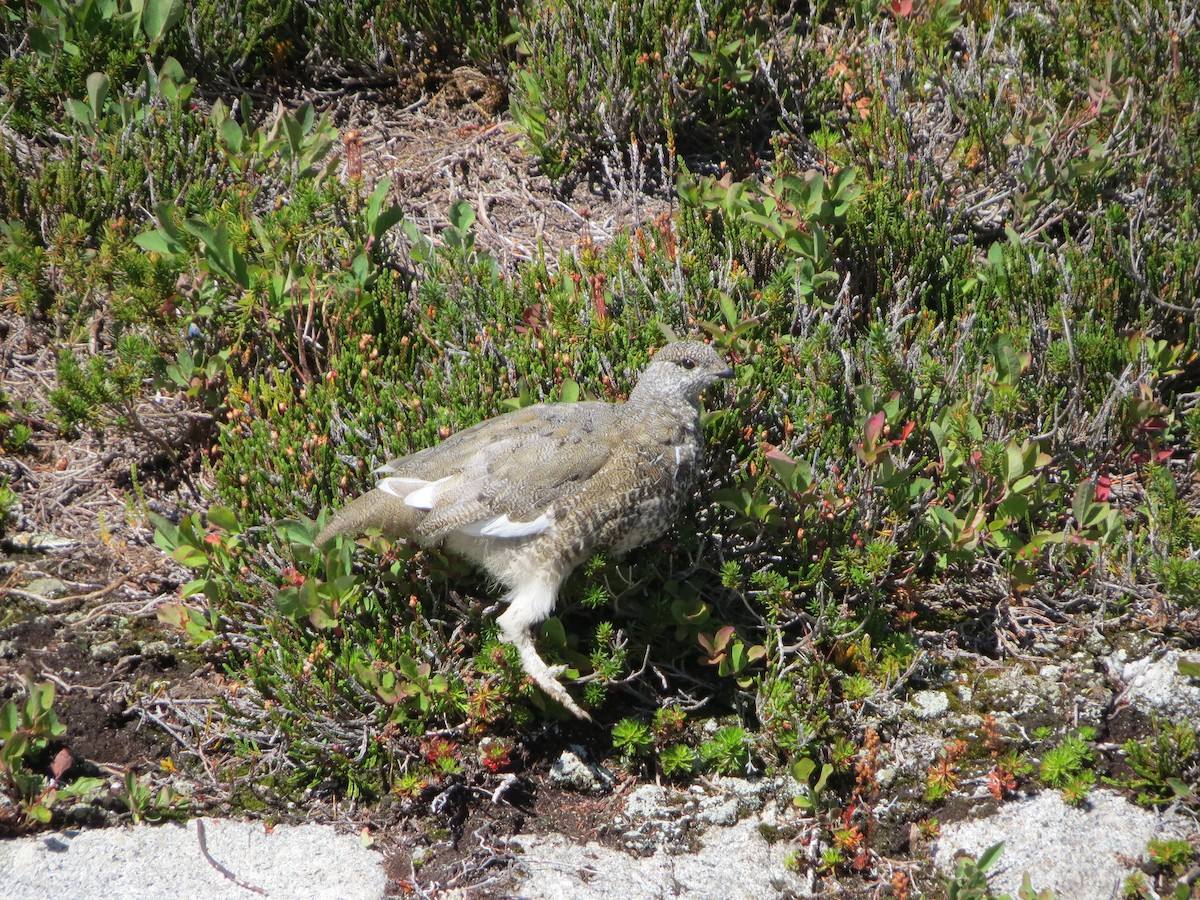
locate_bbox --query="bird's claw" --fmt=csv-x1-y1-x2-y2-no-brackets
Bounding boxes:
499,627,591,721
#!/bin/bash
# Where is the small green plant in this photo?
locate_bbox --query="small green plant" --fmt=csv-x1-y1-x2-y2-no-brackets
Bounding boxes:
818,846,845,871
0,387,33,452
393,773,426,800
700,725,750,775
49,336,164,434
1111,718,1198,806
510,0,795,178
697,625,765,686
925,740,969,804
0,482,16,531
121,771,184,824
355,655,457,725
840,675,874,702
1039,733,1096,804
421,737,461,775
944,841,1003,899
1121,870,1148,899
0,681,103,825
30,0,183,58
0,681,67,777
652,706,687,741
660,744,698,778
478,737,513,773
680,167,860,304
612,718,654,759
790,756,833,813
161,346,232,412
153,506,249,642
1146,837,1194,875
207,97,338,187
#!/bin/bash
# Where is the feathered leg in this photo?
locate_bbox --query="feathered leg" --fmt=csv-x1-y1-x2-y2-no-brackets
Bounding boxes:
496,579,590,721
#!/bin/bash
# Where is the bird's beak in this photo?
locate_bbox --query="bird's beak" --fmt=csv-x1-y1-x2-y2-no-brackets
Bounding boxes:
717,367,735,379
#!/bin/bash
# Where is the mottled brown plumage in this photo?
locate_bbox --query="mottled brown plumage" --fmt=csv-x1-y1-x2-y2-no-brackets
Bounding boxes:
317,341,733,719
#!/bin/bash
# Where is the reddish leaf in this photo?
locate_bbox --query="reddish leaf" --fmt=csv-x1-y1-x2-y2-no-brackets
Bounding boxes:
50,748,73,781
764,447,796,466
891,0,914,16
713,624,736,651
864,411,886,449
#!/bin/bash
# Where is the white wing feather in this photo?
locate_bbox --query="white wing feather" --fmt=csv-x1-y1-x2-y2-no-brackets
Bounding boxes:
460,512,553,539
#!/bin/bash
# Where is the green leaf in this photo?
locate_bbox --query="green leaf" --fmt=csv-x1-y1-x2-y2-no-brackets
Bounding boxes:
274,586,304,620
133,230,178,255
158,55,185,84
58,776,105,799
65,98,92,127
86,71,110,120
219,118,244,154
373,200,406,238
719,293,739,329
1004,442,1026,481
812,762,831,794
179,578,208,598
275,519,314,546
539,616,567,649
729,642,747,671
365,179,405,239
35,682,56,711
448,199,475,232
0,700,18,739
141,0,183,44
3,732,29,762
976,841,1005,872
171,545,208,568
30,804,52,824
148,202,188,250
397,655,420,681
1166,778,1192,798
206,505,240,533
990,528,1024,553
309,606,336,629
1071,481,1097,525
995,493,1030,521
1177,658,1200,678
791,757,815,782
991,335,1021,385
29,26,54,56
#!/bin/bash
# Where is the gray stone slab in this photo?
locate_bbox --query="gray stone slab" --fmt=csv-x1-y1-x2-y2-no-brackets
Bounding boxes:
0,818,386,900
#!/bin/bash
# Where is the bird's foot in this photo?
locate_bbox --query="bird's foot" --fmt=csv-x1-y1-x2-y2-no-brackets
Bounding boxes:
498,624,591,721
525,662,591,722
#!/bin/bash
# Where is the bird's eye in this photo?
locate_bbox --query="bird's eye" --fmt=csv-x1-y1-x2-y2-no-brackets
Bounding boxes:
679,358,697,370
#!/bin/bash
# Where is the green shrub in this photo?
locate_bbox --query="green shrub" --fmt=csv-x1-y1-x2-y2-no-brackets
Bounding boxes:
510,0,819,178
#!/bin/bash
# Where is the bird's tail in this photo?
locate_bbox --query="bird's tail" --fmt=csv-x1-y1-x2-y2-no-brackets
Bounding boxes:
315,488,422,545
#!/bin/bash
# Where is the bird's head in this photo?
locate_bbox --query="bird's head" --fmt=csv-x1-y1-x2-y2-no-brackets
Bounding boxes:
630,341,735,405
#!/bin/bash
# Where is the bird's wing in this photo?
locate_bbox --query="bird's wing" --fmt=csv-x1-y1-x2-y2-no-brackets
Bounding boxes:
379,402,612,478
377,403,621,541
